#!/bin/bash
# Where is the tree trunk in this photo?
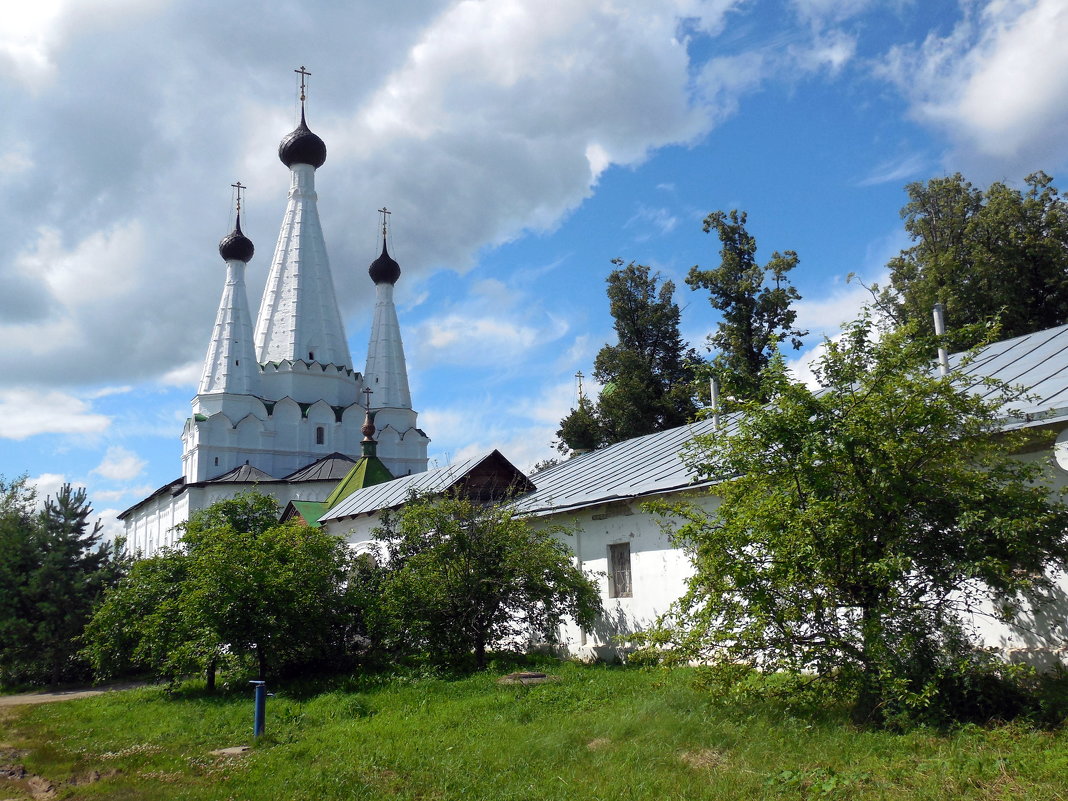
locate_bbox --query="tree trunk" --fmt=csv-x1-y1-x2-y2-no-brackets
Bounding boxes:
474,637,486,670
256,645,267,680
205,656,217,693
851,601,882,725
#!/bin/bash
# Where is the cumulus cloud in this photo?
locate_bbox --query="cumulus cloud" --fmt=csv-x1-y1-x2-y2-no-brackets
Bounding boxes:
878,0,1068,175
91,445,146,482
0,389,111,439
0,0,762,400
409,278,570,369
28,472,72,505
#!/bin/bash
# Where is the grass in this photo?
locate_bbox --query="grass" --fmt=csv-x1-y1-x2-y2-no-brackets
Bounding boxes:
2,661,1068,800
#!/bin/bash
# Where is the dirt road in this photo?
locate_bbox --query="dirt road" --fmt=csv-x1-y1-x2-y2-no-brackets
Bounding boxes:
0,682,143,708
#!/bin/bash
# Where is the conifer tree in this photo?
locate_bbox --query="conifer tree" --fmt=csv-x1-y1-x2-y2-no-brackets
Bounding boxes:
0,480,120,686
687,210,805,403
558,259,699,451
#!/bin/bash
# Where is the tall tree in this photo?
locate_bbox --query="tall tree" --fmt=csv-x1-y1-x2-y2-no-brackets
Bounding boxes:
641,318,1068,726
31,484,113,684
0,480,119,687
687,210,805,404
0,477,39,686
880,172,1068,349
558,259,698,451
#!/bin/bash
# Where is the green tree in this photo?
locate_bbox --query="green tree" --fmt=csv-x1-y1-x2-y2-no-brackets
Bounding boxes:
642,318,1068,726
687,210,805,403
0,480,120,687
0,477,40,686
880,172,1068,349
85,492,359,684
372,495,602,669
555,394,602,454
558,259,698,451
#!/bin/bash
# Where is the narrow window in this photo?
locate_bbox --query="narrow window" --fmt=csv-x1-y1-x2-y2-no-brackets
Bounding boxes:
608,542,632,598
316,426,325,445
235,359,239,366
214,457,219,466
308,351,315,361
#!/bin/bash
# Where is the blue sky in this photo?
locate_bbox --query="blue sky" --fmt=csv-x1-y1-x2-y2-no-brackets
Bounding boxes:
3,0,1068,538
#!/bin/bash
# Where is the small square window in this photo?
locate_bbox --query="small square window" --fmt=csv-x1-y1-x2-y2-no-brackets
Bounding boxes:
608,542,632,598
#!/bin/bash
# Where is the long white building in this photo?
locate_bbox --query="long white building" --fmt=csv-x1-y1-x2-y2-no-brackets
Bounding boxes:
320,324,1068,665
121,95,429,554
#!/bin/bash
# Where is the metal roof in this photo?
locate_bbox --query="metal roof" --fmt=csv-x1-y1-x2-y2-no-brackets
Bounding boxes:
209,464,275,483
321,450,519,522
512,323,1068,518
281,452,357,482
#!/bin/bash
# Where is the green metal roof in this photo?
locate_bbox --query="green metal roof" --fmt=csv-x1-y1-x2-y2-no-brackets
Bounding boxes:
289,500,328,529
323,455,394,510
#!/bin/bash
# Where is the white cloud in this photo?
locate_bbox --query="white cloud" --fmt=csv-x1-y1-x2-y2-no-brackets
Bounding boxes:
28,472,72,506
157,361,202,390
0,0,64,86
789,0,876,27
858,152,928,186
91,445,146,482
625,205,680,240
794,273,885,337
85,385,133,400
93,484,154,503
409,277,571,369
94,507,126,546
0,0,765,406
789,28,857,75
0,389,111,439
879,0,1068,173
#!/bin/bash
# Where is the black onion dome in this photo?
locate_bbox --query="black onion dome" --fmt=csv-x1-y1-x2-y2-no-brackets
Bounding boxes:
278,109,327,169
219,214,255,263
369,241,401,285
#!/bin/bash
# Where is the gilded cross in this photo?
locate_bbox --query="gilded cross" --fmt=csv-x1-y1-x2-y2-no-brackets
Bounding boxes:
294,65,311,103
231,181,246,214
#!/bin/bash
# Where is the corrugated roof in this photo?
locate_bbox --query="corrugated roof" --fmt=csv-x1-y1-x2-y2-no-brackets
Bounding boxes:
512,323,1068,517
321,449,527,522
509,418,724,517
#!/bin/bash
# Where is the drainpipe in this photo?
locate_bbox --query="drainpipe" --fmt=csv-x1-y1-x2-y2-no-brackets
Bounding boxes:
933,303,950,377
710,376,721,430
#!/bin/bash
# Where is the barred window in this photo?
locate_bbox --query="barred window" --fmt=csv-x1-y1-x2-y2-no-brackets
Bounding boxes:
608,542,632,598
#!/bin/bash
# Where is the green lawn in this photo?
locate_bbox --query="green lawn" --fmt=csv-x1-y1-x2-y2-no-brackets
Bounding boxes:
2,662,1067,800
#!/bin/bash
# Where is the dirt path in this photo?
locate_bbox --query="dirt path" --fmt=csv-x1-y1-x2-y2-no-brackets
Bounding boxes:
0,682,144,708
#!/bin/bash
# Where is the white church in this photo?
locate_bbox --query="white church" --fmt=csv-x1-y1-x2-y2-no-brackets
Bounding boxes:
118,76,1068,666
120,90,429,554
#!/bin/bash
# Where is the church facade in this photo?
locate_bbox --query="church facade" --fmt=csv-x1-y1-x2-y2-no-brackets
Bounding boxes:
120,95,429,554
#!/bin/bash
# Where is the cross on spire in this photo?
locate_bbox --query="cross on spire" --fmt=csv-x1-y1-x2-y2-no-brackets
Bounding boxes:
294,65,311,104
378,206,391,240
362,386,374,409
231,181,246,214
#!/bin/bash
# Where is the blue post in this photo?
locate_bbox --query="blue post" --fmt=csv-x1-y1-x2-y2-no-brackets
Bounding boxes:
250,680,266,738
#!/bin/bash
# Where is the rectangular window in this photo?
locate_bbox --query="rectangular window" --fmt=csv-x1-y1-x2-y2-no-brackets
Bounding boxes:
608,542,632,598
